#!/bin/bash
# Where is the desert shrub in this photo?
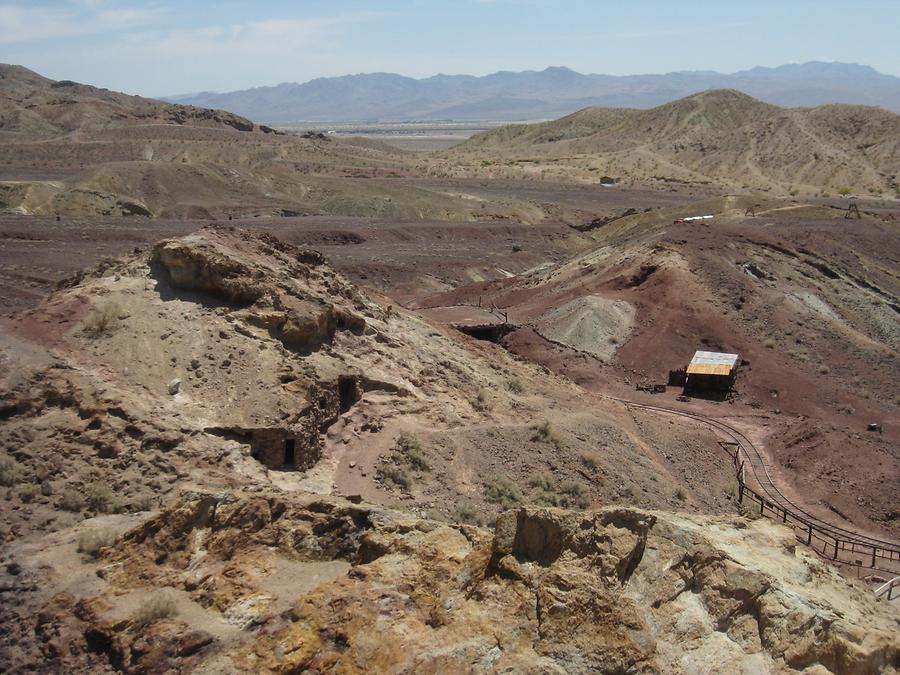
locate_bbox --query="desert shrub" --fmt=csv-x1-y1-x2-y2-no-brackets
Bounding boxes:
579,451,600,470
837,186,852,196
0,453,26,487
59,489,86,512
675,487,687,501
818,364,830,375
557,481,589,509
455,503,482,526
86,482,118,513
77,527,118,559
484,478,522,508
377,464,411,489
132,593,177,628
472,389,492,412
131,495,156,512
528,472,554,492
18,483,39,503
531,421,564,450
82,303,119,338
394,432,430,471
507,378,524,394
763,338,776,349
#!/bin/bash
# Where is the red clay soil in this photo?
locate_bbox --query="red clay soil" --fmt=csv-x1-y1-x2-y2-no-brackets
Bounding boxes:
413,216,900,541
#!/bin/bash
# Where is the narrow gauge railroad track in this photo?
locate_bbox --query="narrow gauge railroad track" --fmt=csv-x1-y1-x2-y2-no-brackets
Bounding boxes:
606,394,900,572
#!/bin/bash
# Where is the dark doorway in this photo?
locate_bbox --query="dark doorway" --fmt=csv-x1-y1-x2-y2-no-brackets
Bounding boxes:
284,439,296,467
338,376,361,413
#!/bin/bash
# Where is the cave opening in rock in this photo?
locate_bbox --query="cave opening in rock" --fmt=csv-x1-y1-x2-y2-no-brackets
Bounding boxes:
338,376,361,413
455,323,516,344
284,438,296,466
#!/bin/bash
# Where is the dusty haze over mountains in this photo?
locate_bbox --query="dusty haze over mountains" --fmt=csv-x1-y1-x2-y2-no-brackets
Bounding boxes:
166,62,900,122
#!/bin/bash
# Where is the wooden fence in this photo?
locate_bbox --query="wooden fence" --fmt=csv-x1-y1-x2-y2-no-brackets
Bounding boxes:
717,441,900,573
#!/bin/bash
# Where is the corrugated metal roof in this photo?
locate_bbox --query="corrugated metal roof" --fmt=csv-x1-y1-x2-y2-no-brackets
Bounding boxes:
686,351,739,376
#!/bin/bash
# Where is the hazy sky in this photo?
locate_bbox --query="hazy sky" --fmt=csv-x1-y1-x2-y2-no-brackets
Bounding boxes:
2,0,899,96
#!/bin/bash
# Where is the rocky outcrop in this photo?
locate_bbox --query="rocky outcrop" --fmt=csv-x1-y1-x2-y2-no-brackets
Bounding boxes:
51,495,900,674
151,228,366,353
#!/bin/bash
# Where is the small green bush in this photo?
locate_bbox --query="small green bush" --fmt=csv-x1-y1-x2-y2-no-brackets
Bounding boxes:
377,464,411,489
472,389,492,412
86,482,117,513
484,478,522,508
18,483,39,503
395,432,430,471
579,451,600,470
59,489,86,512
0,453,26,487
82,303,120,338
77,528,118,559
132,593,177,627
531,421,564,450
837,186,852,196
455,503,482,526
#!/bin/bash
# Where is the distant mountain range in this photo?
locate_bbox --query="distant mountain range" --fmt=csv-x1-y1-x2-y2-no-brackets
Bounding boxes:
165,62,900,123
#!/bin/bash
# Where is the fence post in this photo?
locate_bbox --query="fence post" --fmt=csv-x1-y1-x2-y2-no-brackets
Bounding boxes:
833,537,839,560
871,547,877,568
759,495,765,515
807,523,813,545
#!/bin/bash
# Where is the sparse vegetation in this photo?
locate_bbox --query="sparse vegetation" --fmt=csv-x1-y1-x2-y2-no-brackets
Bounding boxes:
377,432,429,490
675,487,687,501
472,388,492,412
837,186,852,196
531,421,564,450
0,453,26,486
82,303,120,338
86,482,118,513
394,432,430,471
59,489,86,512
818,364,830,375
763,338,776,349
579,451,600,470
528,472,590,510
455,503,482,526
77,527,118,559
377,464,411,489
484,477,522,508
132,593,178,627
507,378,524,394
18,483,39,502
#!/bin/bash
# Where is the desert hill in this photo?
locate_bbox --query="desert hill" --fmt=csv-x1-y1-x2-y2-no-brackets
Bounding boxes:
0,226,897,672
0,65,553,222
165,61,900,122
0,64,274,137
444,90,900,194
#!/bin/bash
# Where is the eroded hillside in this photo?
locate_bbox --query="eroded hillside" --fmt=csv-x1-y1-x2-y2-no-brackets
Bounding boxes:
0,65,559,222
439,90,900,195
0,228,897,673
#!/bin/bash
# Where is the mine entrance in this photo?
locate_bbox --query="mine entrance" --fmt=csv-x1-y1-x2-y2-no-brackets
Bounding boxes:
455,323,516,344
338,376,361,413
283,439,296,467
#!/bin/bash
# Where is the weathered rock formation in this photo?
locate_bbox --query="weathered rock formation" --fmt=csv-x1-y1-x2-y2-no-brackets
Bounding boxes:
8,493,896,673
